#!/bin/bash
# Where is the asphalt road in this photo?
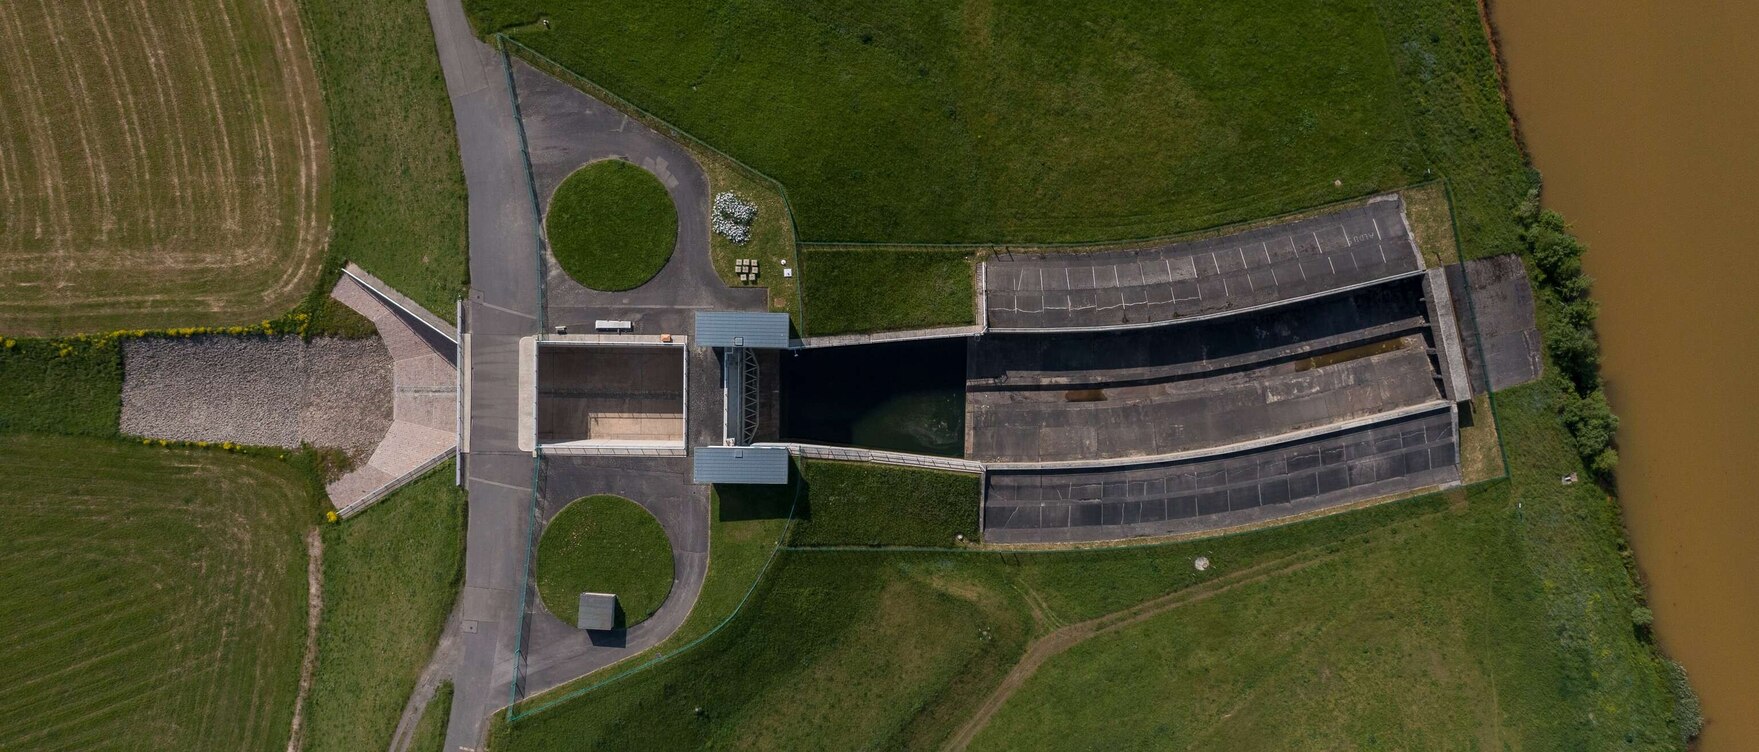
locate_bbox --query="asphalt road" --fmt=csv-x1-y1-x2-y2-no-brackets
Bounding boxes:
424,4,764,747
424,0,541,748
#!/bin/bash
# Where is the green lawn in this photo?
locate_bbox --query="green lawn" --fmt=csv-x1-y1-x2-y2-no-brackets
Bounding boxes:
471,0,1414,244
411,682,453,752
536,495,675,627
545,160,678,291
0,435,317,751
299,0,469,321
506,471,798,719
496,551,1033,751
798,248,974,335
790,460,980,547
0,337,120,437
703,160,802,328
302,465,465,752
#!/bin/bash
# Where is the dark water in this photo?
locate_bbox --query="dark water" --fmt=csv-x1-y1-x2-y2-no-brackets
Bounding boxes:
780,339,967,457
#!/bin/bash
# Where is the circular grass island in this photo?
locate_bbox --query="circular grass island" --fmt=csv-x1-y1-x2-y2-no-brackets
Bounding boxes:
544,159,678,291
535,494,674,629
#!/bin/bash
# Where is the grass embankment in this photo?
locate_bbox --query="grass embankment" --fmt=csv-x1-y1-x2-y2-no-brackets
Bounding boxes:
0,337,120,436
470,0,1412,244
410,682,453,752
505,473,797,719
791,460,979,547
299,0,468,321
301,465,465,752
537,495,675,627
702,160,802,326
0,0,329,335
545,161,678,292
797,248,975,335
0,435,318,750
494,386,1682,749
970,386,1675,749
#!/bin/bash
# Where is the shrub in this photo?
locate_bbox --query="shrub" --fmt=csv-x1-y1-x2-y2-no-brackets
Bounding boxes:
1561,389,1618,470
1630,606,1654,629
1547,322,1601,390
1668,660,1704,742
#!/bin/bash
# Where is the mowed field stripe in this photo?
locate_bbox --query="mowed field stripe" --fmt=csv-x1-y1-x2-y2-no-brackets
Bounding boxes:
0,0,329,334
0,437,315,750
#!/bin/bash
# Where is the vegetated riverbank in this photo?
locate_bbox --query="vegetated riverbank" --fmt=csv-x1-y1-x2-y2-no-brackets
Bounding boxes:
1489,0,1759,746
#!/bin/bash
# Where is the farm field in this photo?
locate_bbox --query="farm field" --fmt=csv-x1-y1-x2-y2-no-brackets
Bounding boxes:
0,0,329,335
298,0,469,321
302,465,464,752
490,385,1681,749
0,434,317,751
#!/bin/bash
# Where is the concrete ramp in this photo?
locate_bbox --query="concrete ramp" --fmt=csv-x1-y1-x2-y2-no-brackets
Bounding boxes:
327,272,459,517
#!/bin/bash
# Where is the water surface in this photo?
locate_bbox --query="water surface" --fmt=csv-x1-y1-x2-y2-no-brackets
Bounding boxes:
780,339,966,457
1496,2,1759,746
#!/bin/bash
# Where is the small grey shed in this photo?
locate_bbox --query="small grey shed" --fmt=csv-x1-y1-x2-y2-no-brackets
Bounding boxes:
577,592,617,631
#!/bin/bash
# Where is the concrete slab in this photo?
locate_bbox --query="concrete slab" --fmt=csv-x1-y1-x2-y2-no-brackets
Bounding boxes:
984,406,1461,543
1449,255,1544,391
968,341,1442,463
984,196,1423,331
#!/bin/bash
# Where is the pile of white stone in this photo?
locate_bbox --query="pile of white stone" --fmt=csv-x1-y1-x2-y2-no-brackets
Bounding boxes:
712,191,757,244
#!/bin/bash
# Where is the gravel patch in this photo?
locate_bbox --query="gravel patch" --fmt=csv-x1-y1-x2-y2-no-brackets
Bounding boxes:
122,335,392,454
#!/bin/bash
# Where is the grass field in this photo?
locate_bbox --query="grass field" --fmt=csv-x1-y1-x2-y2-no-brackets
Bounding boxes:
0,0,329,335
797,248,974,335
545,160,677,291
470,0,1414,244
702,160,802,327
536,495,675,627
411,682,453,752
302,465,464,752
0,434,318,751
0,337,120,437
790,460,980,547
299,0,469,321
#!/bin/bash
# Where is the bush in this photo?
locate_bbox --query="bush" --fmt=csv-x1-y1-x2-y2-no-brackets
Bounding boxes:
1520,192,1620,477
1561,389,1619,476
1630,606,1654,629
1547,322,1601,390
1668,660,1704,742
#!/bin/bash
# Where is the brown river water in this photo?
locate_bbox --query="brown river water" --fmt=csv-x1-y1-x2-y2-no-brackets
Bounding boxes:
1493,0,1759,746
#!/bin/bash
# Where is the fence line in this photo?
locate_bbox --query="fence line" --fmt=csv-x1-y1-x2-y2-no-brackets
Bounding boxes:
496,38,548,334
756,442,985,474
495,34,811,334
